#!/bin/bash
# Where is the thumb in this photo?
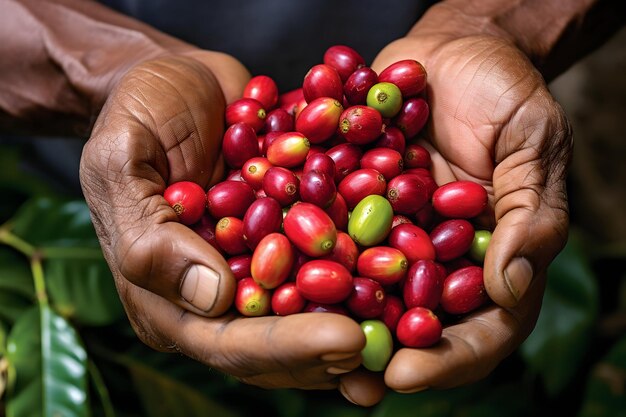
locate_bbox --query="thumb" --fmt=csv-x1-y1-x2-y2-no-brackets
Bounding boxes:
112,211,236,317
484,97,572,308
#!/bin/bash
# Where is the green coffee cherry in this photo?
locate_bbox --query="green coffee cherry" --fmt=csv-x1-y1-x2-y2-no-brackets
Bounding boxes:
366,82,403,118
469,230,492,262
360,320,393,372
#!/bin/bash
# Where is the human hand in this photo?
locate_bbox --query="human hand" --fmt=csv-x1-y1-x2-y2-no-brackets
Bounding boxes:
358,7,572,394
79,53,385,403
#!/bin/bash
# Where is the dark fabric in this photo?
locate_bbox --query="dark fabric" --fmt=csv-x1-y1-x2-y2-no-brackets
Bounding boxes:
100,0,436,90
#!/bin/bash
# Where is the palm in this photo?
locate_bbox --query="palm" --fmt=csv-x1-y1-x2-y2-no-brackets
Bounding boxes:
427,37,533,182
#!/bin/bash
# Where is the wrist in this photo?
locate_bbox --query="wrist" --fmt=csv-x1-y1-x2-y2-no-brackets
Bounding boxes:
408,0,624,80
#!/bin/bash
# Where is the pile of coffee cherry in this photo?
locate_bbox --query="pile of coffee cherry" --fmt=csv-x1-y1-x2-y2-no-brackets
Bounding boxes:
163,45,493,372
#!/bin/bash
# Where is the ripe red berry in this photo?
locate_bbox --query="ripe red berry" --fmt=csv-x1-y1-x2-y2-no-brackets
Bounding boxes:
206,180,256,219
429,219,475,262
302,64,343,102
440,265,490,315
215,216,248,256
251,232,294,289
323,45,365,82
243,75,279,110
346,277,387,319
378,59,427,98
283,202,337,257
272,282,306,316
299,169,337,208
296,259,353,304
396,306,442,348
262,167,300,207
222,122,259,169
225,98,266,132
339,105,384,145
344,66,378,105
163,181,206,225
431,180,489,219
235,277,272,317
394,97,430,139
295,97,343,144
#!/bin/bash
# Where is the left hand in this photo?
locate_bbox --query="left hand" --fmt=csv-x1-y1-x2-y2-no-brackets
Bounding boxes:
79,52,382,403
339,7,572,399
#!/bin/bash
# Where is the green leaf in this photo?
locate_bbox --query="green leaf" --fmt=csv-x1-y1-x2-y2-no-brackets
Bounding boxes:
5,305,89,417
0,292,33,325
520,230,599,395
0,248,35,298
7,197,123,326
45,258,124,326
578,336,626,417
120,354,241,417
11,197,100,248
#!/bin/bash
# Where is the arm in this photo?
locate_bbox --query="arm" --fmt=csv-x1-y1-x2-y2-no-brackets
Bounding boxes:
0,0,245,136
409,0,625,81
1,0,375,404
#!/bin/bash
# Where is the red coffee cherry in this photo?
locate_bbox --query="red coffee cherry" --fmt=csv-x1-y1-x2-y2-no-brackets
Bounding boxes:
396,306,442,348
440,265,490,315
377,59,427,98
432,180,488,219
243,75,279,110
225,97,266,132
296,259,353,304
323,44,365,82
346,277,387,319
235,277,272,317
163,181,206,225
271,282,306,316
302,64,343,102
251,233,295,289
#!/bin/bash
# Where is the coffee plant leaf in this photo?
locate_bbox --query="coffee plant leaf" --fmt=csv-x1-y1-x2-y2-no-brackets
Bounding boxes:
10,197,100,249
45,258,124,326
0,249,34,298
5,305,88,417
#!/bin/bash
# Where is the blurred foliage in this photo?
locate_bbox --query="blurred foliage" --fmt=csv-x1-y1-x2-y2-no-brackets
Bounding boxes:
0,140,625,416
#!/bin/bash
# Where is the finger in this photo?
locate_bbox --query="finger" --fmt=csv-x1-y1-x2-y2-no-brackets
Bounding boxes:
184,50,251,104
486,92,572,307
80,56,234,316
118,216,237,317
339,369,387,407
384,306,520,393
119,281,366,389
384,274,544,393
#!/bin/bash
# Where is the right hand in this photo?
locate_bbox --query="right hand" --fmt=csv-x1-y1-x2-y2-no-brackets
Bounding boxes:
79,52,385,404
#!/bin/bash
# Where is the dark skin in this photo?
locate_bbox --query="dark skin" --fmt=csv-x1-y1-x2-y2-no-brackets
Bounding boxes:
80,29,569,402
3,0,623,407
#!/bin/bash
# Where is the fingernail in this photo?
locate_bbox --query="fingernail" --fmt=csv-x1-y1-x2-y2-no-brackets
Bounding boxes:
338,383,357,405
181,265,220,312
326,366,353,375
504,257,533,302
321,352,357,361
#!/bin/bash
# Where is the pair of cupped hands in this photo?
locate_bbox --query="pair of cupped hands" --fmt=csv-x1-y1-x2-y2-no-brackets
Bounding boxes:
79,15,572,407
